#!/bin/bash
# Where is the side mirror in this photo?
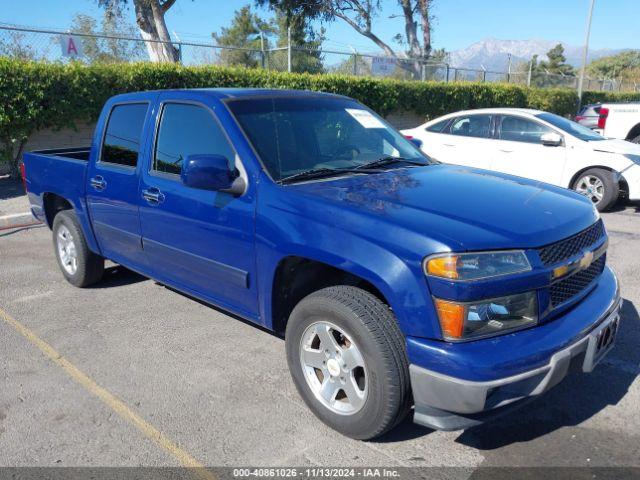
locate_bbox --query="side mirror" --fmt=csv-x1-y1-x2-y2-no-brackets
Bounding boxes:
540,132,563,147
181,154,246,195
404,135,423,149
409,137,423,149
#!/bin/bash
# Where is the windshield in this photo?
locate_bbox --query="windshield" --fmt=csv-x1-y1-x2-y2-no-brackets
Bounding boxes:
226,96,431,182
536,112,605,141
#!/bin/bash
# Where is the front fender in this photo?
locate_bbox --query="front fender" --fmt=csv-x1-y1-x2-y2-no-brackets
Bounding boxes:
255,191,440,339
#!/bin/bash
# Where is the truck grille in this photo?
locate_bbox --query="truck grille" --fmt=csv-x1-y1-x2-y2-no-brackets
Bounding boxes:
538,220,605,266
549,255,606,307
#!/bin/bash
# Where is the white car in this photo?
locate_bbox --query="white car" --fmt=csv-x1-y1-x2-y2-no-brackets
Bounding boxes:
402,108,640,211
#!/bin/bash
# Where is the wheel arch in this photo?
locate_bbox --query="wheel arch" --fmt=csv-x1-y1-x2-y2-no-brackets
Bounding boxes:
625,123,640,142
568,165,619,190
270,255,389,337
42,192,73,228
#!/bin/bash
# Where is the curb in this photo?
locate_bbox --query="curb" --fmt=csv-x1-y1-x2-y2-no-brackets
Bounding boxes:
0,212,41,230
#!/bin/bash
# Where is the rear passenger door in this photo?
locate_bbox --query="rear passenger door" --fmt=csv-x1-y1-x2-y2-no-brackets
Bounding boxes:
492,115,567,185
138,94,258,319
86,101,153,271
436,114,496,169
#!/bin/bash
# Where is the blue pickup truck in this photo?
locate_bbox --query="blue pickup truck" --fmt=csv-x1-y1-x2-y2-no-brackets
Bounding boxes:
23,89,621,439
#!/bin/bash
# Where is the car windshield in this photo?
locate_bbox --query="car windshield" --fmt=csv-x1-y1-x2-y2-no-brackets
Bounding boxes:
536,112,605,141
226,95,431,182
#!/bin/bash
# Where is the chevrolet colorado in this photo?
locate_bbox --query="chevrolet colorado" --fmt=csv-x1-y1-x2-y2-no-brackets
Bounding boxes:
23,89,621,439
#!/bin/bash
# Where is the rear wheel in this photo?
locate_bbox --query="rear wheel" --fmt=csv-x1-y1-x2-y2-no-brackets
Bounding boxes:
285,286,410,440
572,168,619,212
52,210,104,287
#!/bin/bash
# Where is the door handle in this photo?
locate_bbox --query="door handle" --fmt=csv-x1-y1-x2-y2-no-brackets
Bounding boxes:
142,187,165,204
443,143,456,147
90,176,106,191
499,149,514,153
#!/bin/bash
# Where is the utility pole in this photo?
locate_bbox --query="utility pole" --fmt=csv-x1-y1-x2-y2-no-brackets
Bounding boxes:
287,25,292,73
259,30,266,69
577,0,596,110
527,58,533,87
507,53,512,83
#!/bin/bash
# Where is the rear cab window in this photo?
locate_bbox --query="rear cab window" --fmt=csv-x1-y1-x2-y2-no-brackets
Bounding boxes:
100,103,149,167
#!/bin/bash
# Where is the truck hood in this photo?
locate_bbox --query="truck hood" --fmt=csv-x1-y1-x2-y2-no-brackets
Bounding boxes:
589,138,640,155
287,164,599,251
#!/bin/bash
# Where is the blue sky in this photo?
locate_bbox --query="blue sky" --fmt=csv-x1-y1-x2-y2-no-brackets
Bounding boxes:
2,0,639,53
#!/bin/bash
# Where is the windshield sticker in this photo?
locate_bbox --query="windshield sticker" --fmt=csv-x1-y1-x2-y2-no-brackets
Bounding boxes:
346,109,386,129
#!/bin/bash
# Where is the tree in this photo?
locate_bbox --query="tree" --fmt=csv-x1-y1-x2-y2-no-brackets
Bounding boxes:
0,31,40,60
70,5,146,63
212,6,272,68
258,0,434,77
271,10,325,73
97,0,181,62
539,44,575,76
587,50,640,81
521,44,575,87
212,6,324,73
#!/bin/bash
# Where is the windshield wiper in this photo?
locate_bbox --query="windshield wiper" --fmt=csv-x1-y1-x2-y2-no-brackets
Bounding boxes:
279,167,371,184
353,156,428,170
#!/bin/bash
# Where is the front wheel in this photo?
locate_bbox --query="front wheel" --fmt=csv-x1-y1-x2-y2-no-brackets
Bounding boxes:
52,210,104,287
572,168,619,212
285,286,411,440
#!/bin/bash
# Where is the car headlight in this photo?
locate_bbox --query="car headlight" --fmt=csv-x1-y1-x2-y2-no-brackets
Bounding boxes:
425,251,531,281
434,292,538,340
623,154,640,164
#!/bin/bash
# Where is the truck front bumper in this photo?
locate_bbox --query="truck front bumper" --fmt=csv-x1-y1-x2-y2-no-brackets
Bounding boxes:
408,266,621,431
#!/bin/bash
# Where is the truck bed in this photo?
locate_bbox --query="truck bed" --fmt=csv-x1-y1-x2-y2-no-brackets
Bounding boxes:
29,146,91,161
23,146,91,226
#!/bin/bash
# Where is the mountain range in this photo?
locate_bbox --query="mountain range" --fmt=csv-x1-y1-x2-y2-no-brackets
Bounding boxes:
447,38,626,72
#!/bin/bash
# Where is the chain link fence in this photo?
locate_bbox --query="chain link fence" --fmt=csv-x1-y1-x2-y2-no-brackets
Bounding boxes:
1,24,638,92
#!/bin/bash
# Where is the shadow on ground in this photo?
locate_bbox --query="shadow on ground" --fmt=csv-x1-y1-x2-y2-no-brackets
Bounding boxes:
90,265,148,288
0,177,24,201
455,299,639,450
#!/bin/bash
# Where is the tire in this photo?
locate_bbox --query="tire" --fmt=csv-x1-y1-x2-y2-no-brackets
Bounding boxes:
285,286,411,440
52,210,104,287
630,134,640,144
572,168,619,212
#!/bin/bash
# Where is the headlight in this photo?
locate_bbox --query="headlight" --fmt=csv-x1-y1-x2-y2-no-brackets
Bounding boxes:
434,292,538,340
623,154,640,164
425,251,531,281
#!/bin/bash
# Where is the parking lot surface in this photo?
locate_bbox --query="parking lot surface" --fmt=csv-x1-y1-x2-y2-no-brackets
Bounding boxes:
1,204,639,474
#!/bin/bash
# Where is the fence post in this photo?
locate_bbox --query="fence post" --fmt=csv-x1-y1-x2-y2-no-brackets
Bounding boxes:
527,59,533,87
353,53,358,76
445,64,450,82
287,26,292,73
260,31,266,69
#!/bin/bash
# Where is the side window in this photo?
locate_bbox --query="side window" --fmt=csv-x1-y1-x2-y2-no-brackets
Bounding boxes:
154,103,235,175
425,119,450,133
499,116,553,144
101,103,148,167
449,115,492,138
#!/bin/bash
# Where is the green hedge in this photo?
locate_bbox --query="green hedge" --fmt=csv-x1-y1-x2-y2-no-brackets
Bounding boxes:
2,58,640,172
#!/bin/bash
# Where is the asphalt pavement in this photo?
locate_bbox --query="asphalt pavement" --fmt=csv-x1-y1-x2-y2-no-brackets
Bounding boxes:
0,202,639,477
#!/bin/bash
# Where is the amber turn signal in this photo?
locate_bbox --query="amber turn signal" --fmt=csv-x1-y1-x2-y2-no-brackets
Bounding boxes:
426,255,459,280
433,298,465,339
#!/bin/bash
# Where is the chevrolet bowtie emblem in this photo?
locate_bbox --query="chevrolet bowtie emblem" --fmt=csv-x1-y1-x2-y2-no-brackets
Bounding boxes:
579,250,594,269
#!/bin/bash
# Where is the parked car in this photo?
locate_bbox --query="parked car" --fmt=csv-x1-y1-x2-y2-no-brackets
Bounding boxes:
23,90,620,439
575,103,602,130
402,108,640,211
592,102,640,143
